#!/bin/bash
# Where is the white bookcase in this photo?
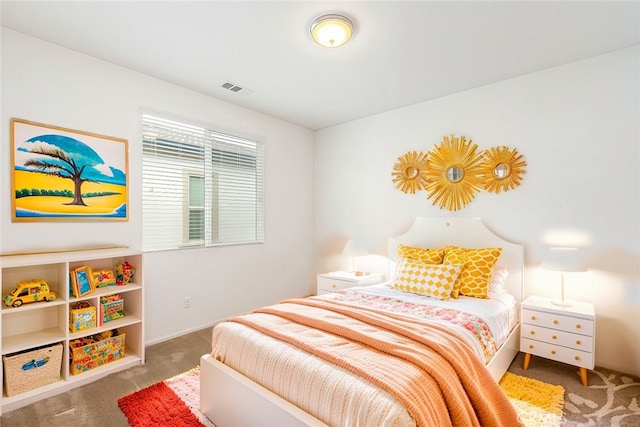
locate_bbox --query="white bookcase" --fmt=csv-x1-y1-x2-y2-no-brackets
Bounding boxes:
0,247,144,414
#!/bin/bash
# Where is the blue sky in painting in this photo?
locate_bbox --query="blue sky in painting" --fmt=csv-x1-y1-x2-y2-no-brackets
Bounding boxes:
16,134,126,186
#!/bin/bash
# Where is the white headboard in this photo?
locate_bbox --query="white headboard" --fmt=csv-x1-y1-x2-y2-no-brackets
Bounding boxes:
388,217,524,303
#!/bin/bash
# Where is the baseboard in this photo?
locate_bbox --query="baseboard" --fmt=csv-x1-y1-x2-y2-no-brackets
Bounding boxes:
144,319,224,347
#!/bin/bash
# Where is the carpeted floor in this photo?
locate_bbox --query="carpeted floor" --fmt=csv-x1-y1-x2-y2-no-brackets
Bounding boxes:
0,327,212,427
1,327,638,426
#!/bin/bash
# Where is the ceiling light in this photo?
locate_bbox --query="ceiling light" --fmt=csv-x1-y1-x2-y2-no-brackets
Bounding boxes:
310,14,354,48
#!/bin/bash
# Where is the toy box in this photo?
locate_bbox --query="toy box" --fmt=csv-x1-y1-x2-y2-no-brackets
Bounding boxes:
69,304,97,332
69,329,125,375
2,343,63,396
99,295,125,325
92,269,116,288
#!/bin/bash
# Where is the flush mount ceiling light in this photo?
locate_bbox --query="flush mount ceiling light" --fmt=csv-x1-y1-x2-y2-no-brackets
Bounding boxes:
310,14,354,48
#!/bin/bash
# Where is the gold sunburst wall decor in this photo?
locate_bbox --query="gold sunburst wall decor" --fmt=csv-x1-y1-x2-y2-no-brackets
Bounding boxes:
481,146,527,194
425,135,484,211
391,150,429,194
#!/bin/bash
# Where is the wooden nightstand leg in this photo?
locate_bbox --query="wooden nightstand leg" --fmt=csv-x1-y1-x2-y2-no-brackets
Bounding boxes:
523,353,532,370
579,368,588,387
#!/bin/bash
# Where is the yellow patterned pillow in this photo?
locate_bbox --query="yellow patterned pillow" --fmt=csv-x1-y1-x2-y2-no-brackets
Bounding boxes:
396,244,445,264
393,258,462,300
443,246,502,299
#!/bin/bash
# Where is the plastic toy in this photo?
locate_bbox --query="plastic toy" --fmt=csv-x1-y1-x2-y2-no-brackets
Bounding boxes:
3,279,57,307
115,261,135,286
22,357,50,371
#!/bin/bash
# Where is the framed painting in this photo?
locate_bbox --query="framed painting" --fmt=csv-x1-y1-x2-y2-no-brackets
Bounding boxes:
11,118,129,221
71,266,94,298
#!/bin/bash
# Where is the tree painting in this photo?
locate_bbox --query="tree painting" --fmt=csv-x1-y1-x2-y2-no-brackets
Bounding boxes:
12,119,128,221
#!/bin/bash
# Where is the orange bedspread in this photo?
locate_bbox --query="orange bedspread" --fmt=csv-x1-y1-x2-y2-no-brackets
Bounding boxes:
230,297,522,427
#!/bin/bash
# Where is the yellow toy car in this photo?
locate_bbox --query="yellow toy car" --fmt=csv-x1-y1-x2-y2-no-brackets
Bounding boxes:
4,279,57,307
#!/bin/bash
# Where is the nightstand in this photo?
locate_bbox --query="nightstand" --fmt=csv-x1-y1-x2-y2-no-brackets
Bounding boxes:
316,271,383,295
520,295,595,386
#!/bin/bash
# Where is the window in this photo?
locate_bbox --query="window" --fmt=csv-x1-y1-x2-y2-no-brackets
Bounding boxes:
142,113,264,251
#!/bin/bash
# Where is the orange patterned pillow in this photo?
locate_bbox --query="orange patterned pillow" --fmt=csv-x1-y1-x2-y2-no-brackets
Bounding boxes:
443,246,502,299
396,244,445,264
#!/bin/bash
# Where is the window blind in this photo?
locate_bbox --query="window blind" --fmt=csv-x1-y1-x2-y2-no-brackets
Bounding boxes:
142,113,264,251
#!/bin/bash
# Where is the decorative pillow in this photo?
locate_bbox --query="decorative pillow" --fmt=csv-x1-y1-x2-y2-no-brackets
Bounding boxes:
396,244,445,264
443,246,503,299
392,258,462,300
489,266,509,294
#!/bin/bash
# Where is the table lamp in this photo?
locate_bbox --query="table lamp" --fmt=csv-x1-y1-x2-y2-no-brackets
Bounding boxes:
541,247,586,307
342,239,368,275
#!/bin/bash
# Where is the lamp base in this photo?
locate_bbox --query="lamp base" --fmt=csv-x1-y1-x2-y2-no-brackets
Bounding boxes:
551,299,574,307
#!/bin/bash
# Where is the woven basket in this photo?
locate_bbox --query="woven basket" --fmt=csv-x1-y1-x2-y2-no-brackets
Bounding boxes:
3,343,63,397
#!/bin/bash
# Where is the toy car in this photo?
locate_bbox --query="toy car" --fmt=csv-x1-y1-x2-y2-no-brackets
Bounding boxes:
3,279,57,307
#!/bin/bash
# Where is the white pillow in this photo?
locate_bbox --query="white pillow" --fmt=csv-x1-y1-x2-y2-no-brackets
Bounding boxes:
489,266,509,293
393,258,462,300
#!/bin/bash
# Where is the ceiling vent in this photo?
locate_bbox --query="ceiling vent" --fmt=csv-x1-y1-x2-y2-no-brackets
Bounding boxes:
222,82,242,92
221,81,253,95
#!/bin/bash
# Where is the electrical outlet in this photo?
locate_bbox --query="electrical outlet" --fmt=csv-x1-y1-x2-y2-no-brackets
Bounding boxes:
184,296,192,309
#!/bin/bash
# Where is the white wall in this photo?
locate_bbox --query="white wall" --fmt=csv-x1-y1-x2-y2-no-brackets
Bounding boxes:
315,46,640,376
3,28,639,376
1,29,316,344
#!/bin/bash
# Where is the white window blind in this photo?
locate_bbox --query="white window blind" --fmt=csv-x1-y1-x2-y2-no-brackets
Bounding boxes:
142,113,264,251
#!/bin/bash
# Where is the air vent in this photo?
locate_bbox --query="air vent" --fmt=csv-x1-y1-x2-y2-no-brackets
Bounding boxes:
220,81,254,95
222,82,243,92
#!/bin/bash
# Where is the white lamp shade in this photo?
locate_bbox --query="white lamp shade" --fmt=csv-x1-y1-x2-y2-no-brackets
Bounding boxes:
342,239,368,257
541,247,586,272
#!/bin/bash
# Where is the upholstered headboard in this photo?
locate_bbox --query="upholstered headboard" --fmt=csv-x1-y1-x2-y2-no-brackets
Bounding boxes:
387,217,524,303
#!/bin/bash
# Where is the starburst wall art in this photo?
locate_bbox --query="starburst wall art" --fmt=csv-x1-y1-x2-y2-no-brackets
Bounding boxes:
11,118,129,221
391,150,429,194
391,134,527,211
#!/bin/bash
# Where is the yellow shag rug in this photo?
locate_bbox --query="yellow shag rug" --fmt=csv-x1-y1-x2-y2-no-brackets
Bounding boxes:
499,372,565,427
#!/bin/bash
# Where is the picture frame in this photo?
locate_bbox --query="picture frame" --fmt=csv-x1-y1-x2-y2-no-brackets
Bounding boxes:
71,266,95,298
11,118,129,221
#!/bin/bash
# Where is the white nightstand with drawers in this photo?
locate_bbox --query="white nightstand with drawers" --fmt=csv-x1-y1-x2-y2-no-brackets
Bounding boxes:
521,295,595,386
316,271,383,296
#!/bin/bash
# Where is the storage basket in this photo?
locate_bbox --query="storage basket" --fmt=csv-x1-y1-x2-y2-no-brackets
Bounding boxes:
70,329,125,375
2,343,63,396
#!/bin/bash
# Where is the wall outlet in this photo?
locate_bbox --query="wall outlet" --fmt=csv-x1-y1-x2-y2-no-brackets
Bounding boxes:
184,296,192,309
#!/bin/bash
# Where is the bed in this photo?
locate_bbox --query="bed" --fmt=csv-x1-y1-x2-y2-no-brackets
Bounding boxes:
200,217,524,426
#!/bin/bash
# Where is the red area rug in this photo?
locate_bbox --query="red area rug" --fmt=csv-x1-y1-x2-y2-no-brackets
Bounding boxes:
118,366,214,427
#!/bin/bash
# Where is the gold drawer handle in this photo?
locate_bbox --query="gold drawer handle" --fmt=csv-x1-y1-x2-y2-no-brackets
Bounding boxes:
576,340,581,345
331,283,337,288
575,355,580,361
552,335,557,340
528,344,534,349
576,324,581,329
530,330,535,335
531,315,536,320
551,350,556,355
553,320,559,325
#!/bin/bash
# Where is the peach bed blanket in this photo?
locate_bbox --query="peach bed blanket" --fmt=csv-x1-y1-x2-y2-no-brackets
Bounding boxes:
214,297,521,427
